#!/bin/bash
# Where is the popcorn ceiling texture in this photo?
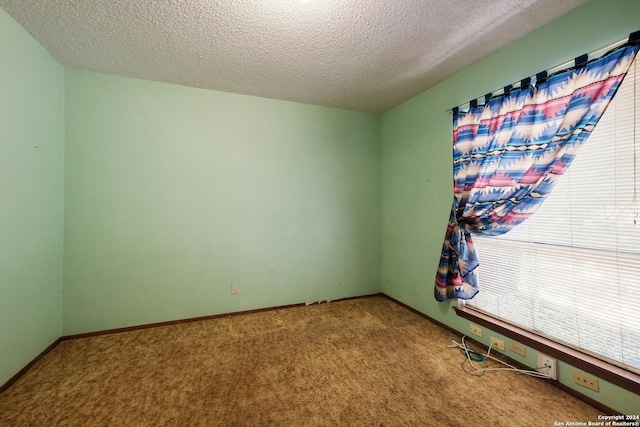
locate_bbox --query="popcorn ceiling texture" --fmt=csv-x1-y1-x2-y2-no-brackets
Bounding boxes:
0,0,587,113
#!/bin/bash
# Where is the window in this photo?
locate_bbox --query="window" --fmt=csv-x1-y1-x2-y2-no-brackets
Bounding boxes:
470,56,640,374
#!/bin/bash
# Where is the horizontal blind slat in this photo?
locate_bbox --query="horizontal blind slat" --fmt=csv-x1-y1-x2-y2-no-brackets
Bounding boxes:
469,56,640,374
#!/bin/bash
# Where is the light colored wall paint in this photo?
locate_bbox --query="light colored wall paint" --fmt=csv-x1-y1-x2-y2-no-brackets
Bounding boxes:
381,0,640,414
0,8,65,386
2,0,636,414
63,69,380,335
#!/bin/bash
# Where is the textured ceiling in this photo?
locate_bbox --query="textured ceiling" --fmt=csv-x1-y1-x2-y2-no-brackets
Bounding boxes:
0,0,588,113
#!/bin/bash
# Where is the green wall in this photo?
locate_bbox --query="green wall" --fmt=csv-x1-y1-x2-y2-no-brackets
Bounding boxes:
63,70,380,335
380,0,640,414
2,0,637,413
0,8,65,386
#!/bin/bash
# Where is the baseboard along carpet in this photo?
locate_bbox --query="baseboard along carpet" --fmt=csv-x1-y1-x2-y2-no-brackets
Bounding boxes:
0,295,600,426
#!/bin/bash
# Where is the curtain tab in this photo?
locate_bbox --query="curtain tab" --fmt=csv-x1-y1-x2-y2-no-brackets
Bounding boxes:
452,106,459,115
629,30,640,45
470,99,478,108
536,71,548,84
575,53,589,68
484,93,492,103
503,84,513,95
520,77,531,88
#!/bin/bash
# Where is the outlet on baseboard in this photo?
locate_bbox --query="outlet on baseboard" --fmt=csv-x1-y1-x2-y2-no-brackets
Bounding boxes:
469,324,482,337
489,337,505,352
573,371,599,392
537,353,557,380
508,341,526,357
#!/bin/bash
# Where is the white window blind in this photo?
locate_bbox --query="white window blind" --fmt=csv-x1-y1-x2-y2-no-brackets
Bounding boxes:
470,56,640,374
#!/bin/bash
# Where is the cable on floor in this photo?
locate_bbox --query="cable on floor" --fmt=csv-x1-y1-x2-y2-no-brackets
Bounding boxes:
449,335,552,379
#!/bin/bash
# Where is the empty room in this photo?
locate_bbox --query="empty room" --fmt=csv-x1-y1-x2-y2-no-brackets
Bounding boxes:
1,0,639,425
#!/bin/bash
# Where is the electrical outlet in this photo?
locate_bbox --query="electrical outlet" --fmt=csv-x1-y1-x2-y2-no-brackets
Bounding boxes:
489,337,505,352
469,324,482,337
231,283,239,295
509,341,526,357
537,353,557,380
573,371,599,392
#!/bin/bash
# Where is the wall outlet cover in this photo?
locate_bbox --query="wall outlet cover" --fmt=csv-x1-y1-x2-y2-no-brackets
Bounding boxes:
469,324,482,337
489,337,505,352
573,371,599,392
508,341,526,357
537,353,557,380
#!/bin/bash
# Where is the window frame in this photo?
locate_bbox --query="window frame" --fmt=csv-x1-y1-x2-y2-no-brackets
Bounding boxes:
454,304,640,394
453,50,640,394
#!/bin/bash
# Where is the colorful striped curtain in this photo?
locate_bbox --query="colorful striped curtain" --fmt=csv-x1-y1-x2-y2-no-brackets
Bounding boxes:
435,41,639,302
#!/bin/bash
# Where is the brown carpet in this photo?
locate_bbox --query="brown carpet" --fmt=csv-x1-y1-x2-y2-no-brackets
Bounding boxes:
0,295,600,426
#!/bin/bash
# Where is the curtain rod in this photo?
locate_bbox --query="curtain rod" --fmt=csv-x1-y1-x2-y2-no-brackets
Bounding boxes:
446,32,637,114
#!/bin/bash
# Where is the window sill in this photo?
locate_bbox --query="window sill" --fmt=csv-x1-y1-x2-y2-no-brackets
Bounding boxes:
454,305,640,395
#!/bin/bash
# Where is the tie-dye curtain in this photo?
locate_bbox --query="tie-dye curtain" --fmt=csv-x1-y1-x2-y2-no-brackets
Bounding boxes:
435,40,639,302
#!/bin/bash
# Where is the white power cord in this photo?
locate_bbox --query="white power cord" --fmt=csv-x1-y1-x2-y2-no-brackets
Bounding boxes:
450,336,552,379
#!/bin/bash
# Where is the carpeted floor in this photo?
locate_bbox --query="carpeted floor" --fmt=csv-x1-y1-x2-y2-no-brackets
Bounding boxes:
0,295,600,426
